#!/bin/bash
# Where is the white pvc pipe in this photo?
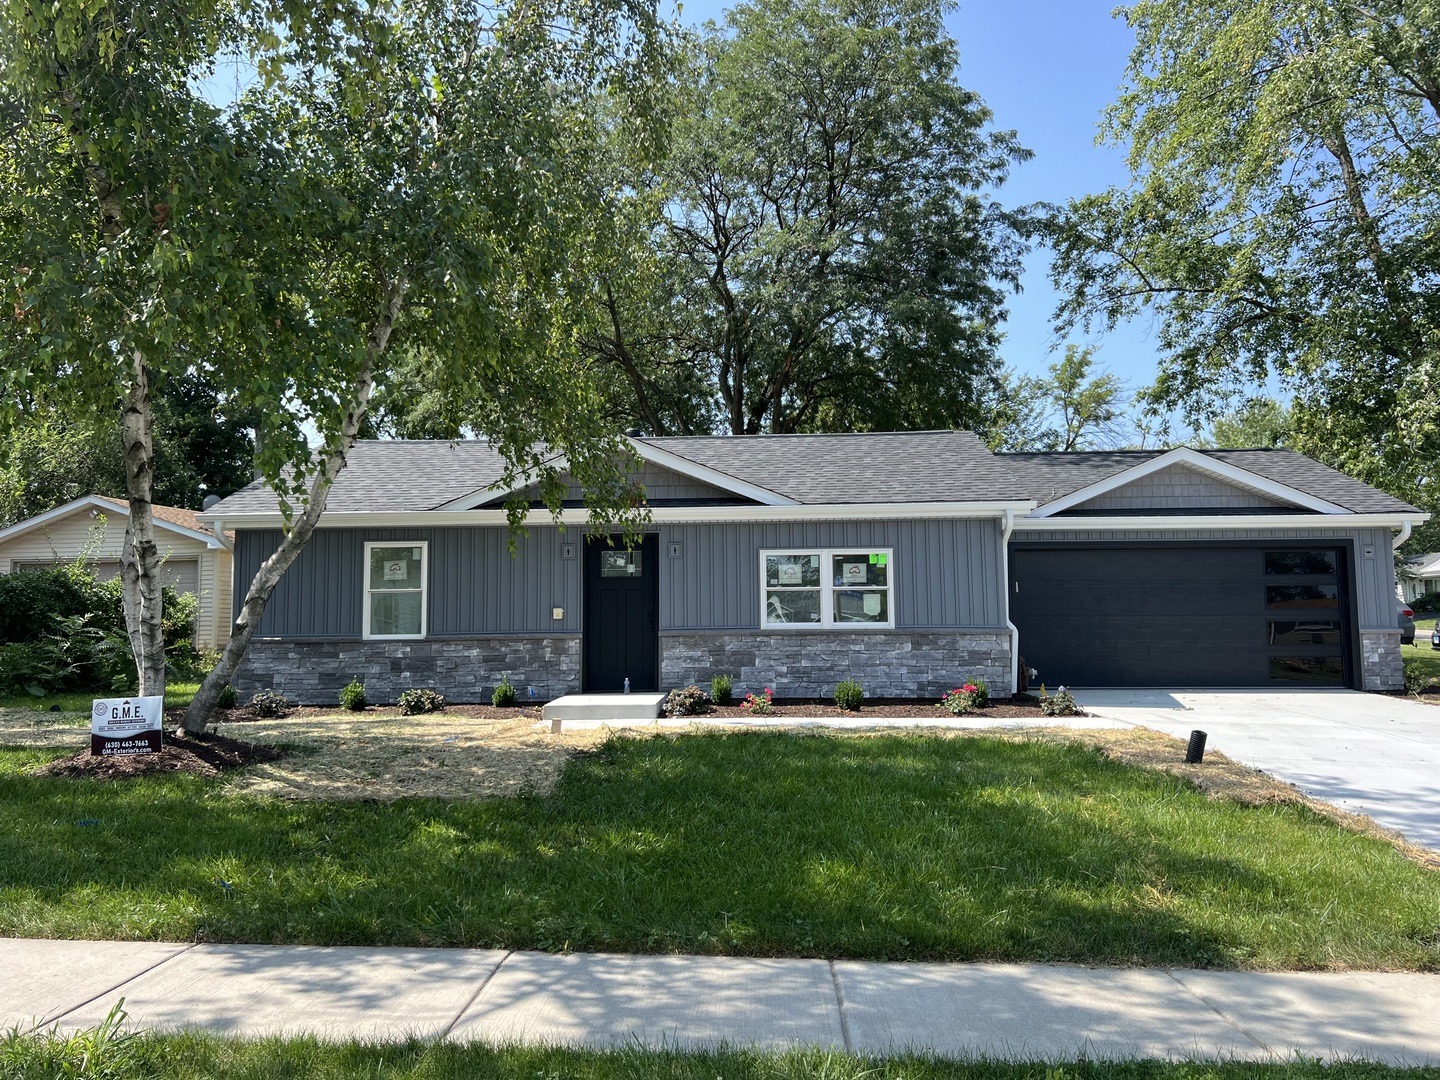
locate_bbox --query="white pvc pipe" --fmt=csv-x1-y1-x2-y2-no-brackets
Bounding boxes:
1001,509,1020,695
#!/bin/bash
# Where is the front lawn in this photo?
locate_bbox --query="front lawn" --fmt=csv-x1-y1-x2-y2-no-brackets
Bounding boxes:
5,1031,1440,1080
1402,639,1440,693
3,729,1438,969
0,681,201,713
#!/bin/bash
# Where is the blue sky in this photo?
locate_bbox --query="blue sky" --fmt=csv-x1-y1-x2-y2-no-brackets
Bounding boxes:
203,2,1169,403
674,0,1164,391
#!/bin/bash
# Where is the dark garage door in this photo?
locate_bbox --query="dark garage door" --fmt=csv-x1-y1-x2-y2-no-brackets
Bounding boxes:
1010,546,1352,687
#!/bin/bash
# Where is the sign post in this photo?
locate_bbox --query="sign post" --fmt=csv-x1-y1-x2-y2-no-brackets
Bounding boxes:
91,696,165,757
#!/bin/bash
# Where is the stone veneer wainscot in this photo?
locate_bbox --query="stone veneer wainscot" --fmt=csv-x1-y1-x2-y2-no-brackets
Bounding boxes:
659,630,1013,699
1360,629,1404,692
232,636,581,705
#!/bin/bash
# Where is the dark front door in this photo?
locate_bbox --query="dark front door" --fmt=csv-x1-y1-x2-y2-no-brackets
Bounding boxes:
1010,544,1354,687
584,535,659,692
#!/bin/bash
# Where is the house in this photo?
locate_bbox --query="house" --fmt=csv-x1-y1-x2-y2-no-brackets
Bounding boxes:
1400,553,1440,604
0,495,234,650
199,432,1427,702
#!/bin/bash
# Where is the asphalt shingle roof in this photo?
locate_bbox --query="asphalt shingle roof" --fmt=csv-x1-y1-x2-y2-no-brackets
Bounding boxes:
997,448,1419,514
206,435,1420,517
644,431,1018,504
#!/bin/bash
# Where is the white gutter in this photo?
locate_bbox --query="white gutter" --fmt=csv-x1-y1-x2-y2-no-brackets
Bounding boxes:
198,500,1040,530
1393,518,1413,550
1000,508,1020,696
208,516,233,552
1013,512,1429,532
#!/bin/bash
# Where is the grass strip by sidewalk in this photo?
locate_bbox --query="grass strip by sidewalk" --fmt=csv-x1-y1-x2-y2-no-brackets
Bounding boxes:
4,1026,1439,1080
2,729,1439,969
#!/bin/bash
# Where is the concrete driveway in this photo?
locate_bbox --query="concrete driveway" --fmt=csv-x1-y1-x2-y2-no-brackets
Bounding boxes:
1074,689,1440,853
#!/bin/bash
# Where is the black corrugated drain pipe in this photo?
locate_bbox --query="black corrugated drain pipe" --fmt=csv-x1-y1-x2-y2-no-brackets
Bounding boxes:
1184,729,1208,764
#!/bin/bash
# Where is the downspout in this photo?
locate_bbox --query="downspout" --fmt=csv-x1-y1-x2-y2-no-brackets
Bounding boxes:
1393,518,1412,551
1001,509,1020,695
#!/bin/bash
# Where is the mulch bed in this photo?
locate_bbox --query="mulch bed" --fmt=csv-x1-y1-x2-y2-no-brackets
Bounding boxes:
35,731,282,780
216,699,1061,722
702,700,1059,719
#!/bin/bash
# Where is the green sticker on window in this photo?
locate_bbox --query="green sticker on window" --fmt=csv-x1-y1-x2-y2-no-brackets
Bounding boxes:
878,554,887,566
869,554,878,564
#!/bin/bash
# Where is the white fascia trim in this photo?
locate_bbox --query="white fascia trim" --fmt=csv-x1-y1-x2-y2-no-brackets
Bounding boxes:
0,495,223,549
199,501,1038,531
1013,512,1429,532
628,439,798,506
1029,447,1350,517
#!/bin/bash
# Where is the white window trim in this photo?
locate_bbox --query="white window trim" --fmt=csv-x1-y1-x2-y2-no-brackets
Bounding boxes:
759,547,895,630
363,541,429,640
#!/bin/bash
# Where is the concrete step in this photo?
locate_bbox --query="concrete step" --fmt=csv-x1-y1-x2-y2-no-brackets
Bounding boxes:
543,693,667,733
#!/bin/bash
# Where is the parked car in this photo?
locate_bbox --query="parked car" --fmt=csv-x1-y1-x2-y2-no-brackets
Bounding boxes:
1399,601,1415,646
1432,624,1440,651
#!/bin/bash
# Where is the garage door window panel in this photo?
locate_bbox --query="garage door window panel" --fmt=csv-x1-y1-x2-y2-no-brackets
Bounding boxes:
1269,656,1344,683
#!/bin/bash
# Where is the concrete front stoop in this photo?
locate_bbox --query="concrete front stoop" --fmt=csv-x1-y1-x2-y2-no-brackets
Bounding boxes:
542,693,667,733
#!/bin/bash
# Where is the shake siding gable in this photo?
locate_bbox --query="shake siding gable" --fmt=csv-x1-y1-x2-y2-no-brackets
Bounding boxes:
1068,463,1289,512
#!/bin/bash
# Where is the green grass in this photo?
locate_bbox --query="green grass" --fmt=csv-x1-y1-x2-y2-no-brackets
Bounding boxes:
5,1029,1440,1080
2,730,1439,969
1402,642,1440,690
0,681,199,713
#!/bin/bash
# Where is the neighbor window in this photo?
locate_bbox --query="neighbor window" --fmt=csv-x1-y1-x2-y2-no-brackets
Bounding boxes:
762,549,894,629
364,542,428,639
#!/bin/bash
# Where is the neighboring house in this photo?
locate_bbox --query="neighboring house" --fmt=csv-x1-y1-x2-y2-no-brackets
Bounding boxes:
0,495,234,650
1399,552,1440,604
200,433,1427,702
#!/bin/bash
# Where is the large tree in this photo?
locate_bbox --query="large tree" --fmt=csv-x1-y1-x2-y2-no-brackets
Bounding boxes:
587,0,1031,436
0,373,257,528
1048,0,1438,519
2,0,667,718
983,345,1133,452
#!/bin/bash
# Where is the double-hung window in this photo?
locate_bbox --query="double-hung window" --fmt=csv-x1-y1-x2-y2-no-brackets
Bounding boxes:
363,542,428,639
761,548,894,629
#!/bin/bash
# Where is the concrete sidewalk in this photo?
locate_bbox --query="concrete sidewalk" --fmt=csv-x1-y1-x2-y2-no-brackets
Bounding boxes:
3,939,1438,1064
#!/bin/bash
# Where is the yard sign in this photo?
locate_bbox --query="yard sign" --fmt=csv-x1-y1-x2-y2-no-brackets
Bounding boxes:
91,696,165,756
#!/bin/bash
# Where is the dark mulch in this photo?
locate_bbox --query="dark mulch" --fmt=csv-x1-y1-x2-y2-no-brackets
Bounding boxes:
35,732,283,780
220,703,547,722
703,700,1060,719
219,699,1061,722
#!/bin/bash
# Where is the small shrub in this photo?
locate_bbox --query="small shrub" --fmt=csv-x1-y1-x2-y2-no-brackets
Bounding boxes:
399,688,447,715
966,677,990,709
711,673,734,706
492,678,517,707
216,683,239,709
1038,684,1079,717
249,691,291,718
665,684,712,717
834,679,864,711
338,679,367,711
1411,592,1440,615
1403,657,1425,694
739,687,774,715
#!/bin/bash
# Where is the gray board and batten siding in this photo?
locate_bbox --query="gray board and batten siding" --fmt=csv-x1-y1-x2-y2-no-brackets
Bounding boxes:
232,517,1009,639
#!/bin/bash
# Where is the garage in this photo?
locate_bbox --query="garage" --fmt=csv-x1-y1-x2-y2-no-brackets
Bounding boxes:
1010,544,1354,688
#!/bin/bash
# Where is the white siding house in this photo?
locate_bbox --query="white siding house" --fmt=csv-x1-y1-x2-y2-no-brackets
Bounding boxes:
0,495,233,649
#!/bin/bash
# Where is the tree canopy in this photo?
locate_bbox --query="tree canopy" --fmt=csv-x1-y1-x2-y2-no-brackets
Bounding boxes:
2,0,670,712
585,0,1031,436
1048,0,1438,518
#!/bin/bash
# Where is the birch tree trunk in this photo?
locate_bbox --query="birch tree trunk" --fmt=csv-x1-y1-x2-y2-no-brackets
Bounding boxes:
183,282,407,732
119,351,169,698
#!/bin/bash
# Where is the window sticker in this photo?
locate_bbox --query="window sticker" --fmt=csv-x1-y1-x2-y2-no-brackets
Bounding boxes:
841,561,868,584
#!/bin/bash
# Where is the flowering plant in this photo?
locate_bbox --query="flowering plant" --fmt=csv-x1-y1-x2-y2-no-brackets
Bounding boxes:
939,684,979,716
740,687,775,715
